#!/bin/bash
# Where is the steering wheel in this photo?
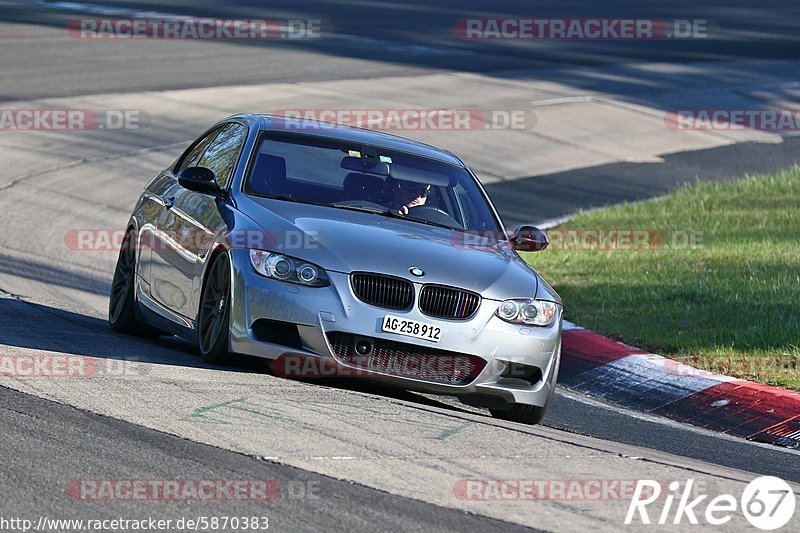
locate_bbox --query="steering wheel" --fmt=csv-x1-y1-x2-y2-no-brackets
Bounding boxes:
406,205,463,229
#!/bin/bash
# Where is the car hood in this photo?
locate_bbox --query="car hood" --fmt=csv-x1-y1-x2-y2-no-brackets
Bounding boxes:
238,197,551,301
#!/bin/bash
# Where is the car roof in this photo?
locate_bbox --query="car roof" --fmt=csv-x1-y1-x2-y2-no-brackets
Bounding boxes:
227,113,466,167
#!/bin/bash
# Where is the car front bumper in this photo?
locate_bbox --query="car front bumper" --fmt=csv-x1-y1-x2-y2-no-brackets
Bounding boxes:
228,250,561,407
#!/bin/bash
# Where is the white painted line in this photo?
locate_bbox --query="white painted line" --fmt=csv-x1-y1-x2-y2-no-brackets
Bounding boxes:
623,352,744,384
535,214,574,230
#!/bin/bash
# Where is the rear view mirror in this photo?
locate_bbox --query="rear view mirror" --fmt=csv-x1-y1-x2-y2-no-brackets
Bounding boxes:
510,226,549,252
340,156,389,176
178,166,222,195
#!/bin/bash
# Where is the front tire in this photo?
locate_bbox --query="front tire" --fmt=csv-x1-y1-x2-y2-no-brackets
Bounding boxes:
197,252,232,364
490,383,555,425
108,229,161,337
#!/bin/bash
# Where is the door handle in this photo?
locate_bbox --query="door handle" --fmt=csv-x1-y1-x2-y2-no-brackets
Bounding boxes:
164,196,175,209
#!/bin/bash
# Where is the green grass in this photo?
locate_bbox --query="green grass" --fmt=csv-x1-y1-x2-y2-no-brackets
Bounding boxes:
523,167,800,390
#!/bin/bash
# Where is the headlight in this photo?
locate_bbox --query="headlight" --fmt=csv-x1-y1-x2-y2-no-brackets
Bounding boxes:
495,299,558,327
249,250,330,287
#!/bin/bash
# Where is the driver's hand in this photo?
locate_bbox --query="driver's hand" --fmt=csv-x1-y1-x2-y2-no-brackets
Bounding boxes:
400,205,409,215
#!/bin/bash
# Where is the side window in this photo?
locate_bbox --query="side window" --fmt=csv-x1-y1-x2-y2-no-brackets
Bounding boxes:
174,127,222,174
196,123,248,188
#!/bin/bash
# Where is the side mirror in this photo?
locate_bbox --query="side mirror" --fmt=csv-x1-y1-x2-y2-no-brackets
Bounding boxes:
509,225,549,252
178,167,222,195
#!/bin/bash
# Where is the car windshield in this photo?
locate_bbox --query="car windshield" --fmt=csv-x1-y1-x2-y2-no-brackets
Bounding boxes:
243,132,502,232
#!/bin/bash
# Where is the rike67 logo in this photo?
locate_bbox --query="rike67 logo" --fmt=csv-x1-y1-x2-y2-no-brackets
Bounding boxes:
626,476,796,529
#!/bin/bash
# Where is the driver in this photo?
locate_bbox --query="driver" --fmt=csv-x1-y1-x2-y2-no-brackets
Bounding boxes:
383,177,431,215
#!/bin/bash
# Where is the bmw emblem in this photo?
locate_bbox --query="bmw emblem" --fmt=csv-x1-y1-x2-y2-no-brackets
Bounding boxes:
409,267,425,278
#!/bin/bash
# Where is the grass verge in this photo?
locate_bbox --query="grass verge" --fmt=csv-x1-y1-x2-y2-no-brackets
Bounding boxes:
524,167,800,390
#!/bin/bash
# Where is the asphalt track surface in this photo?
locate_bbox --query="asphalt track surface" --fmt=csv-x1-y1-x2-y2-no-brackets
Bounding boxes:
0,386,532,532
1,0,800,100
0,1,799,531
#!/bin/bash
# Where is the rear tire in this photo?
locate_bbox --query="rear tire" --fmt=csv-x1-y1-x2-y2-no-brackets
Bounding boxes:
197,253,232,365
108,229,161,338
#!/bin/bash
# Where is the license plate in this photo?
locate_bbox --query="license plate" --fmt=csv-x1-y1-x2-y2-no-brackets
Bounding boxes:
381,315,442,343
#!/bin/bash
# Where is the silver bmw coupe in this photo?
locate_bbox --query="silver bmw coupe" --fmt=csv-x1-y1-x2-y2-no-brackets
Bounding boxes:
109,114,562,424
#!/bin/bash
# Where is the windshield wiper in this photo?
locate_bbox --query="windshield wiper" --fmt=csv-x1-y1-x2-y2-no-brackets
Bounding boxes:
403,216,460,231
329,203,388,215
376,209,461,231
260,196,461,231
259,194,318,205
330,203,461,231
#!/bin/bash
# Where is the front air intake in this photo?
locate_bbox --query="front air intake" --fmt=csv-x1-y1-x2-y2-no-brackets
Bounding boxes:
326,332,485,385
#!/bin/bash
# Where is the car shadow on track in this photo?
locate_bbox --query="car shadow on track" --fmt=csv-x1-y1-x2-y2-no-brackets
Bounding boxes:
0,296,475,415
